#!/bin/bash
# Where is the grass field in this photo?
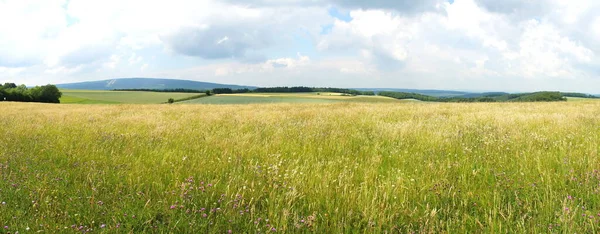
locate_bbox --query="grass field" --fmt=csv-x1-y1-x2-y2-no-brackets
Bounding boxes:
60,90,205,104
181,93,404,104
1,101,600,233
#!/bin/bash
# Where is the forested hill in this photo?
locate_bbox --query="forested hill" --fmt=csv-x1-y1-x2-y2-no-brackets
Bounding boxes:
57,78,256,90
379,91,598,102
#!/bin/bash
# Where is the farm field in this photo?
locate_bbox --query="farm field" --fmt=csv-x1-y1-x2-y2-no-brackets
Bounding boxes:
181,93,404,104
1,101,600,233
60,90,205,104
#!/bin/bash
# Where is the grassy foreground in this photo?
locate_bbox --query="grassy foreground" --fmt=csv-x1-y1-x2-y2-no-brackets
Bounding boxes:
1,101,600,233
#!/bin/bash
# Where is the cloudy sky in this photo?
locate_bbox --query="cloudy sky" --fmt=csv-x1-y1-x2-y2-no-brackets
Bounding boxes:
1,0,600,92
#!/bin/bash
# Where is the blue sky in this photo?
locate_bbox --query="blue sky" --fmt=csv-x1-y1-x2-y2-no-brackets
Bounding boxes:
1,0,600,93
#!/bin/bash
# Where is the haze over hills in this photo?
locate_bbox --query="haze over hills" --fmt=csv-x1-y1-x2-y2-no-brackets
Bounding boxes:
55,78,599,98
354,88,473,98
57,78,479,97
56,78,256,90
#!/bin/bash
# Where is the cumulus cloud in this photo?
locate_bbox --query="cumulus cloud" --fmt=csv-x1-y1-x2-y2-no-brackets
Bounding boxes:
161,25,272,60
226,0,446,14
1,0,600,93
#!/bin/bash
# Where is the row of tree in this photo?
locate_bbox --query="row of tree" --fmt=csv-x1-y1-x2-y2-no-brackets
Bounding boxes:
114,88,206,93
378,91,568,102
0,83,62,103
252,87,375,96
117,87,376,96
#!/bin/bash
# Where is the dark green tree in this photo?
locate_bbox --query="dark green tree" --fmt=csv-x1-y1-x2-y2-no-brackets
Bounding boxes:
37,85,62,103
3,83,17,89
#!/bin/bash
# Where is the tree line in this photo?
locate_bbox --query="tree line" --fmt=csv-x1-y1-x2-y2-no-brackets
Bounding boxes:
0,83,62,103
117,87,376,96
378,91,569,102
114,88,206,93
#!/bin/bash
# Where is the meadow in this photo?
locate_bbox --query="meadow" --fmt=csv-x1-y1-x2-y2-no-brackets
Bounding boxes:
60,90,205,104
1,101,600,233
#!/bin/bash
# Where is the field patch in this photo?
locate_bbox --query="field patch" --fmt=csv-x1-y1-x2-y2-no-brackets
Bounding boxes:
181,93,401,104
60,90,204,104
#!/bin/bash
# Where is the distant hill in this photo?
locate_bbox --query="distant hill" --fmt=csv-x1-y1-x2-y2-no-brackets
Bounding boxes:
355,88,472,97
458,92,510,98
378,91,572,102
57,78,256,90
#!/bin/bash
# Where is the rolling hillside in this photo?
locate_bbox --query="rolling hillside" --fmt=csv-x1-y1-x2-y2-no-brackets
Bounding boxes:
356,88,473,97
57,78,256,90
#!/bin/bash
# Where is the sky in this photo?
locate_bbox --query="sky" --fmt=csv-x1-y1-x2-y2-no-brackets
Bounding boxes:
1,0,600,93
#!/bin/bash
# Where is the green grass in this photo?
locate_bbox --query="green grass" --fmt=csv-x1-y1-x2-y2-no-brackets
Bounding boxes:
181,93,401,104
60,90,204,104
1,102,600,233
60,95,121,104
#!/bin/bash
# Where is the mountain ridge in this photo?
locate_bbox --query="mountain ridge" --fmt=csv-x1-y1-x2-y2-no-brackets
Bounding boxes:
57,78,256,90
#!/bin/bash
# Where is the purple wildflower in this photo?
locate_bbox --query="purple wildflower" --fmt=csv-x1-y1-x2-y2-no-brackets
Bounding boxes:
100,224,106,228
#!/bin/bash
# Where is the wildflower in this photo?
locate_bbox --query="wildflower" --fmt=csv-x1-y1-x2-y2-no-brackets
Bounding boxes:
300,220,305,223
100,224,106,228
1,202,5,205
228,230,232,234
170,205,177,209
271,227,276,232
568,195,573,200
202,213,208,218
4,226,8,229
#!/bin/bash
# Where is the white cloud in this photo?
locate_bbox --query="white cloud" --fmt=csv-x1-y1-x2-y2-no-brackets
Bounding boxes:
1,0,600,93
318,10,415,70
104,55,121,69
128,53,143,65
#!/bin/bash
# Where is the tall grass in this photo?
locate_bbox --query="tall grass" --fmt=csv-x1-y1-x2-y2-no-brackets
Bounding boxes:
1,101,600,233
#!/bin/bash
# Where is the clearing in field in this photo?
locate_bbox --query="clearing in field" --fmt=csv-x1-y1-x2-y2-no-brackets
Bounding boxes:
1,100,600,233
181,92,405,104
60,89,205,104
